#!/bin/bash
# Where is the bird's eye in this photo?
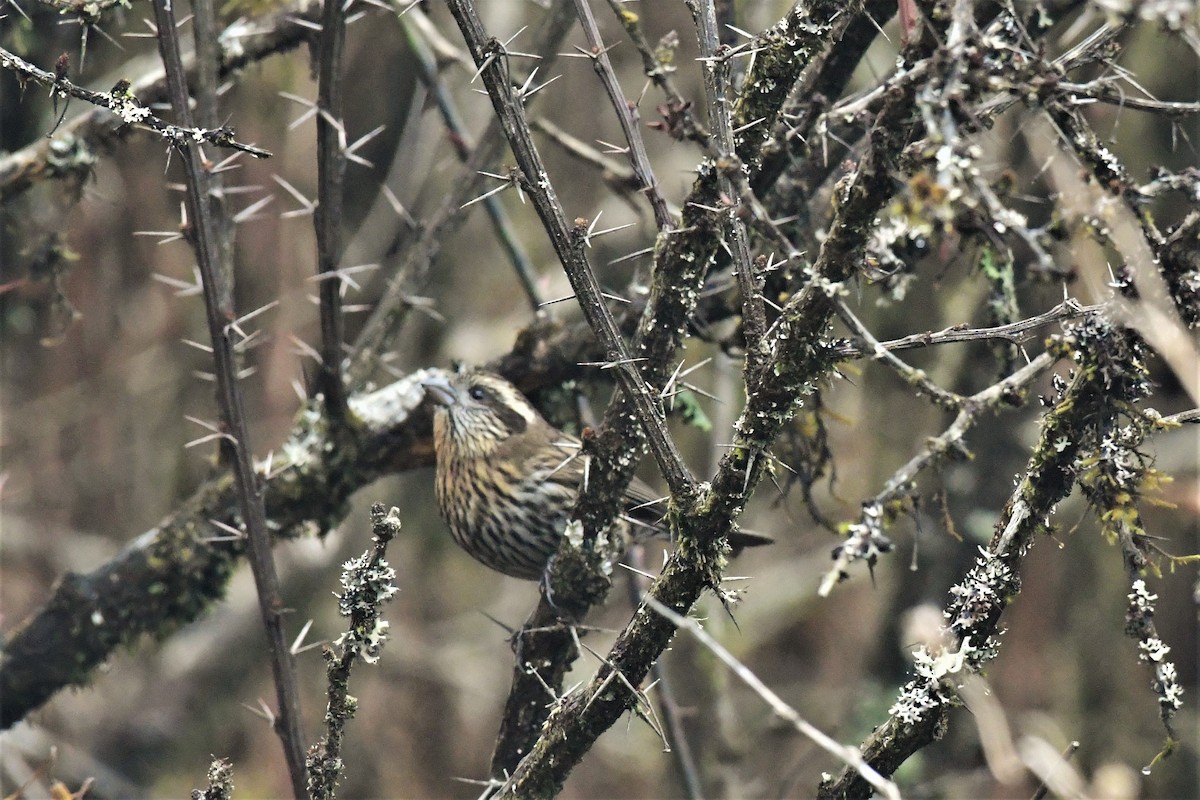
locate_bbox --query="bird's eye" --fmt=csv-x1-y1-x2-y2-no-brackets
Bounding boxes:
468,385,487,401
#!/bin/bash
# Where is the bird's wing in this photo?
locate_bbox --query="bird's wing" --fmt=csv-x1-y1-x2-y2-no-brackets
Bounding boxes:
498,421,670,533
492,420,586,486
622,475,669,531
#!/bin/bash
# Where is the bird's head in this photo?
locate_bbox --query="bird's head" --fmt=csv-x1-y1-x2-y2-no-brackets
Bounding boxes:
421,370,540,457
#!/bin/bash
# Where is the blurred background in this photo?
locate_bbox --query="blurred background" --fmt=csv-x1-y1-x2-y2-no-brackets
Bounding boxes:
1,1,1197,797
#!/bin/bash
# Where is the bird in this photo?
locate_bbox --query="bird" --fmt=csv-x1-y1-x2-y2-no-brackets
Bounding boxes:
421,368,770,580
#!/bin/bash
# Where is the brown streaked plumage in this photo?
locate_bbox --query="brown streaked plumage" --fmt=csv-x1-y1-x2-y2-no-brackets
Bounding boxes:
422,369,770,580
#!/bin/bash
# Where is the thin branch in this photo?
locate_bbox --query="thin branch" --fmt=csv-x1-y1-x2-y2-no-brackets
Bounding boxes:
1163,408,1200,425
605,0,689,110
877,351,1055,507
820,350,1059,596
0,46,270,158
190,0,236,310
622,551,703,799
149,2,307,795
531,116,640,196
828,300,1102,358
689,0,767,371
403,9,543,311
446,0,695,497
644,596,901,800
571,0,673,230
189,0,222,131
346,1,577,386
314,0,349,418
1058,80,1200,119
835,299,964,410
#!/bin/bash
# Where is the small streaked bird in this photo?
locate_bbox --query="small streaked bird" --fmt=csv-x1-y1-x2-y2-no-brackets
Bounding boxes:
422,369,770,580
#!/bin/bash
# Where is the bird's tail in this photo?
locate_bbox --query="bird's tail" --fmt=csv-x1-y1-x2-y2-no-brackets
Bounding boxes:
727,529,774,556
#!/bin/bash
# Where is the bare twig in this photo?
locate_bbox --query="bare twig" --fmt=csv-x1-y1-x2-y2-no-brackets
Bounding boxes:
1028,739,1084,800
531,116,640,195
346,1,577,386
1058,80,1200,119
645,596,901,800
820,350,1058,596
1163,408,1200,425
190,0,222,131
835,299,964,410
190,0,236,309
829,300,1101,358
877,351,1055,508
606,0,688,108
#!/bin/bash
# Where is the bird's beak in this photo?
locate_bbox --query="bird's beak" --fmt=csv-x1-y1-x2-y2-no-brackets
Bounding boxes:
421,373,459,407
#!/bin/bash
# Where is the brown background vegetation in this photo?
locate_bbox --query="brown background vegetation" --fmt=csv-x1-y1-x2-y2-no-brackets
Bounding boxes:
1,1,1197,797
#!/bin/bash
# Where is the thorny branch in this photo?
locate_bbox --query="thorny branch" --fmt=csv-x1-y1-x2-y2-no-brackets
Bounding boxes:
496,6,930,798
149,2,307,794
475,0,862,783
0,47,270,158
688,0,766,376
827,300,1102,358
345,0,578,387
313,0,350,419
4,0,1200,795
1,0,322,202
570,0,673,230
